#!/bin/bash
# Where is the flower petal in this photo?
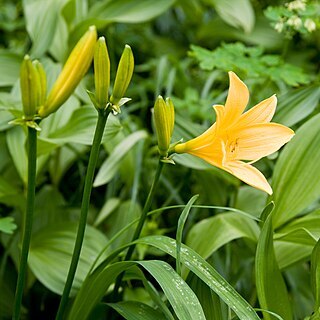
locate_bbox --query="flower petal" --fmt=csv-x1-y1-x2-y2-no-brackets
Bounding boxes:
231,123,295,160
224,160,273,195
224,71,249,125
174,124,216,154
238,94,277,127
213,104,225,132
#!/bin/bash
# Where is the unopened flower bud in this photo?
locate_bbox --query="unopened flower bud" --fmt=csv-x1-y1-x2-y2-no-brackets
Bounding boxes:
110,45,134,107
20,55,41,119
39,25,97,118
32,60,47,108
154,96,175,157
94,37,110,109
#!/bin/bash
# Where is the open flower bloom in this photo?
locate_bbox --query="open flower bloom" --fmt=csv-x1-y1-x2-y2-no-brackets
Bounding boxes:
174,72,295,194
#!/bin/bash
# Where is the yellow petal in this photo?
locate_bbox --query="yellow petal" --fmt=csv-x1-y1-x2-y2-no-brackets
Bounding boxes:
224,160,273,195
238,94,277,127
231,123,295,161
174,134,224,167
175,124,216,153
224,71,249,125
213,104,225,132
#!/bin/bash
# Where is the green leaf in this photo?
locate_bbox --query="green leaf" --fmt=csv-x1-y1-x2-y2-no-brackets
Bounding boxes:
190,43,311,86
69,0,175,43
0,50,21,87
93,130,148,187
255,213,292,320
94,197,121,227
188,273,225,320
45,107,121,145
274,209,320,268
272,114,320,227
6,126,27,184
275,241,313,270
212,0,255,33
176,195,199,275
275,228,317,246
29,222,109,296
138,236,260,320
0,217,17,234
274,86,320,127
69,260,206,320
108,301,164,320
139,260,206,320
104,200,141,249
186,212,259,260
89,0,175,22
23,0,61,57
312,239,320,310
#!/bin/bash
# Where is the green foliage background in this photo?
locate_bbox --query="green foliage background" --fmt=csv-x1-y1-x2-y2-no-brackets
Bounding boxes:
1,0,320,319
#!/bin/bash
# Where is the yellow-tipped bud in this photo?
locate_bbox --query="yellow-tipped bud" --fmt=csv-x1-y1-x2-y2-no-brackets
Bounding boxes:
32,60,47,108
110,44,134,106
154,95,175,157
20,55,41,119
39,25,97,118
94,36,110,109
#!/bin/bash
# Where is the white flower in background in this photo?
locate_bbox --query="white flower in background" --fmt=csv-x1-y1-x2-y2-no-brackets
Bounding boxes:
287,15,302,29
304,18,317,32
274,21,284,33
286,0,306,11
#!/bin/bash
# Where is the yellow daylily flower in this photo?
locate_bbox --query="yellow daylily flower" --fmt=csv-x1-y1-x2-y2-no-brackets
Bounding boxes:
174,71,295,195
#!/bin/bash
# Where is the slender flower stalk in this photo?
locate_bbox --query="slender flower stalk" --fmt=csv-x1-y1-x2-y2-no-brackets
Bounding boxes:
113,159,164,299
175,72,295,194
13,127,37,319
56,108,110,319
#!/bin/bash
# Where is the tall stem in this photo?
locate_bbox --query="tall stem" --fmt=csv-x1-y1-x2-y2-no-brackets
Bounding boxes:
125,159,163,260
56,109,109,320
113,159,164,299
13,127,37,319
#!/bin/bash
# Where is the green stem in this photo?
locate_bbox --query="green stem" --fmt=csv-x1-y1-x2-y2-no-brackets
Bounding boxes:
13,127,37,320
112,159,164,299
56,109,109,320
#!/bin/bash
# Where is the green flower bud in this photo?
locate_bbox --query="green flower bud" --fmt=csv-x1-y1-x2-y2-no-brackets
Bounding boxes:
154,95,175,157
39,25,97,118
94,36,110,109
20,55,41,119
110,45,134,107
32,60,47,109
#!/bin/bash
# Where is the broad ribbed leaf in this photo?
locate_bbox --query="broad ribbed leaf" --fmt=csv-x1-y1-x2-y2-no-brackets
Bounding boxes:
0,51,21,87
29,223,109,296
311,239,320,310
93,131,148,187
46,107,121,145
212,0,255,33
69,0,175,43
274,86,320,127
23,0,60,56
186,212,259,260
255,214,292,319
272,114,320,227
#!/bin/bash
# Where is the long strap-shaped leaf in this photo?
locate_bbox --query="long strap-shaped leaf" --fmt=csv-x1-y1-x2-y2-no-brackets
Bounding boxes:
68,260,205,320
137,235,260,320
255,213,292,320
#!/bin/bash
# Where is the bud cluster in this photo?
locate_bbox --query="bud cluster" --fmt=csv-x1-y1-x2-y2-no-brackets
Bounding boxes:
90,38,134,114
